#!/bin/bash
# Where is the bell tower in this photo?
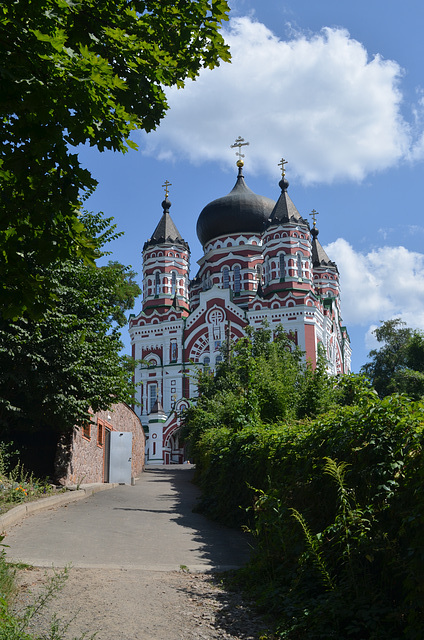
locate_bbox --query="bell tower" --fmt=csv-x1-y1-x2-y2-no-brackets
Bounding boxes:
142,181,190,317
261,159,314,300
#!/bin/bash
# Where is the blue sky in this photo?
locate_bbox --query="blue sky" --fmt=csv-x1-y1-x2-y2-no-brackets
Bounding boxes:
78,1,424,372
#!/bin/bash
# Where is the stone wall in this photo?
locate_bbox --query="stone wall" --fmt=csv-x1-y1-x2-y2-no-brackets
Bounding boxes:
57,402,145,485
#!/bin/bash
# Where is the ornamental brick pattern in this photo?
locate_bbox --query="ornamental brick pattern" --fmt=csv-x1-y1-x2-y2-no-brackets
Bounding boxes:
129,164,352,465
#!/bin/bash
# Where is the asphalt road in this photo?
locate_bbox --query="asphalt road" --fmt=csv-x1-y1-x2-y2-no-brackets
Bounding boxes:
4,465,251,572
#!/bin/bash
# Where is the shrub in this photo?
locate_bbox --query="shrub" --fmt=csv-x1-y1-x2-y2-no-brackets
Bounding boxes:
193,391,424,638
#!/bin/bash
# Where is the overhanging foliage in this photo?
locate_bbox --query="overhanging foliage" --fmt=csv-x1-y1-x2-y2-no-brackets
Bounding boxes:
0,0,230,317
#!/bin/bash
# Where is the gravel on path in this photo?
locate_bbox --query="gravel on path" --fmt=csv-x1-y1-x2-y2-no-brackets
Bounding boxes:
14,566,272,640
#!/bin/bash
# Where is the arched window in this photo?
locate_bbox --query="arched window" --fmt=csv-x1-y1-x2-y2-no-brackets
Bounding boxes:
279,254,286,279
264,258,269,285
155,272,160,295
297,254,303,279
203,356,210,371
234,266,241,293
148,383,157,413
202,272,211,291
256,264,262,283
215,355,223,364
223,267,229,289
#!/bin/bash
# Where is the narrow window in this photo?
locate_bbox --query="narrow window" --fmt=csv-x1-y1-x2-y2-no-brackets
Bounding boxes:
155,272,160,295
170,342,177,362
223,267,229,289
148,384,157,413
82,422,91,440
279,254,286,279
297,254,303,279
202,272,211,291
97,421,104,447
171,271,176,295
234,266,241,293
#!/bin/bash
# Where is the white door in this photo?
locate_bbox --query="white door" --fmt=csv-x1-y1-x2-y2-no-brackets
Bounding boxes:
109,432,132,484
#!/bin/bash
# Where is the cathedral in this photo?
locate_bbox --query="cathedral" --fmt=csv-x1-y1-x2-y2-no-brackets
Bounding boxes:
129,140,351,464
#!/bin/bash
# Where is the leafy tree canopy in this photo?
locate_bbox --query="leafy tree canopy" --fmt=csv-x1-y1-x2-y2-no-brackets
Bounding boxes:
0,0,230,318
0,213,141,438
182,325,337,449
361,318,424,398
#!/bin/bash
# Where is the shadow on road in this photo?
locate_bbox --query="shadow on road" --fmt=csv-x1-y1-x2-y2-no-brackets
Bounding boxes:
122,465,253,571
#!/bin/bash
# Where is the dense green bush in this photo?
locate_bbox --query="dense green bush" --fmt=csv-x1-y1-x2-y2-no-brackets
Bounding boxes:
192,386,424,639
183,324,337,454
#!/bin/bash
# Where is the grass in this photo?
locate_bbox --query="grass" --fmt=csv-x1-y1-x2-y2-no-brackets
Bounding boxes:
0,444,96,639
0,541,96,639
0,444,64,518
0,476,60,517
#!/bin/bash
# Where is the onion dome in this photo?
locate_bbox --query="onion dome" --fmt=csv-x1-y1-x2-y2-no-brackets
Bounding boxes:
196,164,275,247
143,195,189,251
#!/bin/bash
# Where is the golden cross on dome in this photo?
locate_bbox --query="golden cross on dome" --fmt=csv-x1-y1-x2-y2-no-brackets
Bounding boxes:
162,180,172,198
310,209,319,227
231,136,249,165
278,157,288,177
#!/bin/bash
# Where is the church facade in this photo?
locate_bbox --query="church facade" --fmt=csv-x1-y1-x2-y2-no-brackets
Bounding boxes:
129,149,351,464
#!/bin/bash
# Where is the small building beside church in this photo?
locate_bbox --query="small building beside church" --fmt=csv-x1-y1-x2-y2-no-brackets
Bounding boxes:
55,402,145,485
129,146,351,465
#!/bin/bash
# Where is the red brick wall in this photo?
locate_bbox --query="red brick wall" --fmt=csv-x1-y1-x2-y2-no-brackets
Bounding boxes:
58,402,145,486
304,323,317,369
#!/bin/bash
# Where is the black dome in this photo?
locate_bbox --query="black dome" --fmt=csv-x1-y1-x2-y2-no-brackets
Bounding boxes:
196,167,275,247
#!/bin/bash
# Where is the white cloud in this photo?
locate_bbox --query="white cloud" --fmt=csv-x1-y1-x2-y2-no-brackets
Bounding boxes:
142,16,411,184
407,90,424,161
364,324,379,352
325,238,424,334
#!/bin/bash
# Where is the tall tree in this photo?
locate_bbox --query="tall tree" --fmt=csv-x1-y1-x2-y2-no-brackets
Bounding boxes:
361,318,424,398
182,325,336,448
0,0,230,318
0,213,141,473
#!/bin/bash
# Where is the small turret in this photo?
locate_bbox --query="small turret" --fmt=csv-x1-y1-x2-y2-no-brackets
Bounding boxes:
309,209,340,302
142,181,190,315
261,158,313,298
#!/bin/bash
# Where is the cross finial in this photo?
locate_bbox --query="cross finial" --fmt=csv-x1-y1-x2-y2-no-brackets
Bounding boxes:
310,209,319,227
162,180,172,198
278,157,288,177
231,136,249,166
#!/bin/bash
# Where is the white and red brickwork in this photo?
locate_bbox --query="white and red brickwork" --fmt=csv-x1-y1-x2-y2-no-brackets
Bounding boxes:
129,160,351,464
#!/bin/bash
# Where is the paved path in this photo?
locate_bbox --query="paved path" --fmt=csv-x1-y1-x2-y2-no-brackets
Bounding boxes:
4,465,251,572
